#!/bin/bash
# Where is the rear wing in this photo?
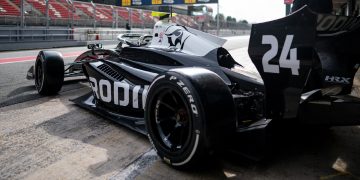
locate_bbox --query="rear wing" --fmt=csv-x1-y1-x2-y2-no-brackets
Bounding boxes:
248,6,360,119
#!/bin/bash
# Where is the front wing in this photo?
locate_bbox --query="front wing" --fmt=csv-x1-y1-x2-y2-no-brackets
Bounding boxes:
71,92,147,135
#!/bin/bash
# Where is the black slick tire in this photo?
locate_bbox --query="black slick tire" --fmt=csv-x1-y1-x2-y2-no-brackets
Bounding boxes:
145,69,236,169
35,51,64,95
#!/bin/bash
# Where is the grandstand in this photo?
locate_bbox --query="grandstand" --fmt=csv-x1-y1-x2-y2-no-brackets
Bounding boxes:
0,0,20,16
0,0,205,29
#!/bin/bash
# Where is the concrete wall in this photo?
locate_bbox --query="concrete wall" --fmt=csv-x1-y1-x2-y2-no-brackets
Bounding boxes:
0,41,87,51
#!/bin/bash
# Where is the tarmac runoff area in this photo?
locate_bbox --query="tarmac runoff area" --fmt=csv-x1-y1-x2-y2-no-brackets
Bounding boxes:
0,37,360,179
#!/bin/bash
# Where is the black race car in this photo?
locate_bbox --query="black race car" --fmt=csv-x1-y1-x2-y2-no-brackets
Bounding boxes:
27,7,360,168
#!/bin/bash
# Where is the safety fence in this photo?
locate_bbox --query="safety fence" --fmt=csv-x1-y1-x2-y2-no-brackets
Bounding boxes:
0,15,156,28
0,26,250,43
0,27,153,43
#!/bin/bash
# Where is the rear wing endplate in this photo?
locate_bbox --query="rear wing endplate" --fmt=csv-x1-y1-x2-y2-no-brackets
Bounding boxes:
248,6,360,119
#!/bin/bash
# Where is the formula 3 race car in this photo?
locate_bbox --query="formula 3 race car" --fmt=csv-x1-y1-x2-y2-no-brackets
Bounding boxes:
26,6,360,168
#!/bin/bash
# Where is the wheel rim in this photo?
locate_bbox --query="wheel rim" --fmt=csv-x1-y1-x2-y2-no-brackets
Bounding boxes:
154,89,192,152
35,60,43,89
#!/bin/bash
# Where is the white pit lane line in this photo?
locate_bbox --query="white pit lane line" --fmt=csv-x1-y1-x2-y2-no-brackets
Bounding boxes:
110,149,158,180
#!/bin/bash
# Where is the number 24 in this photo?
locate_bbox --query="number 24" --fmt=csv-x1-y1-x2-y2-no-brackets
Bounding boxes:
262,35,300,75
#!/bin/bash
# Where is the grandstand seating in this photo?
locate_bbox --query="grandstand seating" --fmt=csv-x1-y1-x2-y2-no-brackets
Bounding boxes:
0,0,20,16
95,4,113,21
26,0,80,19
143,11,156,24
51,0,80,19
26,0,49,17
0,0,200,28
73,1,94,19
74,1,112,21
131,9,143,25
173,15,192,26
13,0,21,8
117,7,129,21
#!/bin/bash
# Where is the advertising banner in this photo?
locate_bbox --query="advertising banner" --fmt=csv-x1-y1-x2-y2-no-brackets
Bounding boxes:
117,0,218,6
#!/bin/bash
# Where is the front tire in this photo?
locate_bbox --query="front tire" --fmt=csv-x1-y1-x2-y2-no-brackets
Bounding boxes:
35,51,64,95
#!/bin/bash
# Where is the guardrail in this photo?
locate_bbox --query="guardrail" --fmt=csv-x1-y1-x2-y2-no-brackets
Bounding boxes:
0,28,153,43
0,28,73,42
0,26,250,51
74,28,153,41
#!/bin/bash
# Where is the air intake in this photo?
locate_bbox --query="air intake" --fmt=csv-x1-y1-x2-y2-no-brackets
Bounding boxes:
97,63,123,81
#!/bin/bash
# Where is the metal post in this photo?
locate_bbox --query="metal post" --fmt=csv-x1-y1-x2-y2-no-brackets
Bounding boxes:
71,2,74,28
116,8,118,29
68,3,70,27
216,2,219,36
92,1,96,29
112,6,115,28
129,8,132,29
141,10,144,29
20,0,24,28
45,0,49,29
170,6,172,18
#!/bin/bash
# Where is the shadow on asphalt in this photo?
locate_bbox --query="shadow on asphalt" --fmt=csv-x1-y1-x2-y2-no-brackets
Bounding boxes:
138,125,359,179
219,126,360,179
38,99,149,178
1,80,88,108
7,85,35,97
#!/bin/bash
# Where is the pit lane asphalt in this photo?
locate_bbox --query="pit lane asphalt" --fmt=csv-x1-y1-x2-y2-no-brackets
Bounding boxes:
0,37,359,180
0,44,118,108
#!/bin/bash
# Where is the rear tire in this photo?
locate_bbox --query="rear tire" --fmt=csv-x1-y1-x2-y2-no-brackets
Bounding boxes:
145,74,207,169
145,69,236,169
35,51,64,95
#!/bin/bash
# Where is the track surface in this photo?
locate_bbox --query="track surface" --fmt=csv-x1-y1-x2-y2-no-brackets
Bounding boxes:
0,44,116,108
0,38,360,180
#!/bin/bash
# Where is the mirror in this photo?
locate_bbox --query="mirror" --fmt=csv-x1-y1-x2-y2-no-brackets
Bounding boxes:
87,44,94,49
95,43,102,49
116,34,153,48
87,43,103,50
139,35,153,46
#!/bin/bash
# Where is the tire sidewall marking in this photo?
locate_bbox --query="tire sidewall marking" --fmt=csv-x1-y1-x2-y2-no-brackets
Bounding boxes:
35,53,45,92
146,73,203,166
